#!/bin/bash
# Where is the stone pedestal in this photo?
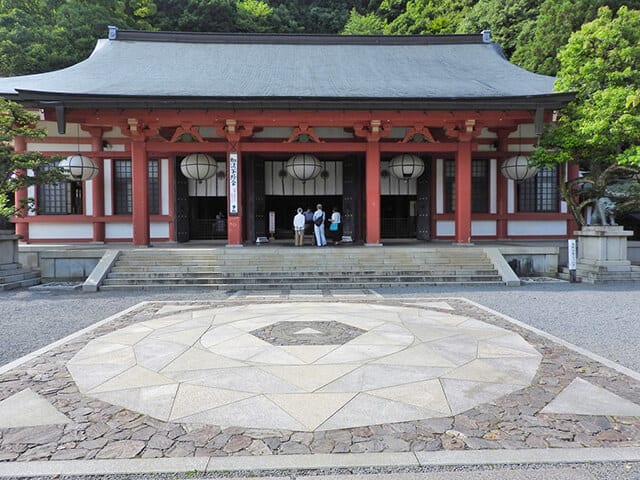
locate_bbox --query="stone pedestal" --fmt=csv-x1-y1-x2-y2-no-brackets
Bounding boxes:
0,229,20,266
576,226,636,283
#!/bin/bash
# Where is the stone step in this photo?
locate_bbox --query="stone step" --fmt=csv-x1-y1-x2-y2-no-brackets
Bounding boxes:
0,263,22,271
100,280,506,290
102,273,504,286
116,258,490,268
107,269,499,279
100,247,503,290
110,264,495,272
0,277,41,291
0,270,39,283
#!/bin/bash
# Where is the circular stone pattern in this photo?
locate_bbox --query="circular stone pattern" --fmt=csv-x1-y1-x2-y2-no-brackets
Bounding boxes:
68,302,542,432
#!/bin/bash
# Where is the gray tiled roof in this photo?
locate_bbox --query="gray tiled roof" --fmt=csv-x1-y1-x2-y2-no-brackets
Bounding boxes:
0,29,570,109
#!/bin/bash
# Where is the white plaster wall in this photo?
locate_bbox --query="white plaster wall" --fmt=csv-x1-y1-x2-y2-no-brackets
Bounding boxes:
265,160,343,195
161,158,170,215
436,220,455,237
489,159,497,214
150,222,170,238
29,223,93,239
472,220,497,236
104,160,113,215
106,223,132,239
188,161,226,197
380,161,418,195
85,180,93,216
508,220,566,236
26,143,91,152
436,158,444,214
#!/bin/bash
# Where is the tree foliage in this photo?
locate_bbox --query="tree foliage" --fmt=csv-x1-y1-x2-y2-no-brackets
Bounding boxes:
532,7,640,225
0,99,63,219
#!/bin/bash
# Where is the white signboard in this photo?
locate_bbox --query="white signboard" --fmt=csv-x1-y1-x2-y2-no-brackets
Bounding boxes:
229,152,238,216
568,239,577,270
269,211,276,234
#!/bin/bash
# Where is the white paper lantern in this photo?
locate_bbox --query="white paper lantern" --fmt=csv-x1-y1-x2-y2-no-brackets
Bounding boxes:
286,154,322,182
59,155,99,181
501,155,538,181
389,154,425,180
180,153,217,181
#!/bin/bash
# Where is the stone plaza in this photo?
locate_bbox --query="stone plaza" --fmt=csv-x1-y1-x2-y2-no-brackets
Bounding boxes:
0,291,639,478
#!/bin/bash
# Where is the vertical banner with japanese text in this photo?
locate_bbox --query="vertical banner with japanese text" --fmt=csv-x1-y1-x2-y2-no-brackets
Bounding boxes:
229,152,238,216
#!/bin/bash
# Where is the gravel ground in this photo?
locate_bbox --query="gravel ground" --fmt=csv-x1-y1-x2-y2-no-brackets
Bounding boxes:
1,282,639,371
1,283,640,479
2,461,640,480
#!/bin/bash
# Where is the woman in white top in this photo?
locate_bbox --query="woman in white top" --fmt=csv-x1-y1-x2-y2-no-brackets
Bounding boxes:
328,207,342,245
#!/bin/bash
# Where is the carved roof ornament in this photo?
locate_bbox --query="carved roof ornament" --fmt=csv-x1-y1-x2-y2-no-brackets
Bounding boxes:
400,124,437,143
170,124,205,143
285,124,324,143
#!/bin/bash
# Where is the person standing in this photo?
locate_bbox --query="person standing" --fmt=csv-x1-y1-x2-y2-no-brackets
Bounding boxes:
293,207,306,246
313,203,327,247
304,208,315,245
328,206,342,245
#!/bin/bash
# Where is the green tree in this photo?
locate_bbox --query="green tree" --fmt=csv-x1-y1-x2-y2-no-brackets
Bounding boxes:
458,0,541,58
0,99,63,220
342,8,385,34
533,6,640,225
511,0,640,75
235,0,273,32
386,0,474,34
0,0,157,76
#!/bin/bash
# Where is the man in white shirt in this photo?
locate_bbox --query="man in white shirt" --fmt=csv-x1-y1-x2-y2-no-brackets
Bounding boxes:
312,204,327,247
293,207,306,246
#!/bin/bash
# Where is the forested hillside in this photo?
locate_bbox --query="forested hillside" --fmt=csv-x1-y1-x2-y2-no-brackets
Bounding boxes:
0,0,638,77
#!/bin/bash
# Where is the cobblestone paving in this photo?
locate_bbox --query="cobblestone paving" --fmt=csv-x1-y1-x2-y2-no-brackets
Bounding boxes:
1,298,639,462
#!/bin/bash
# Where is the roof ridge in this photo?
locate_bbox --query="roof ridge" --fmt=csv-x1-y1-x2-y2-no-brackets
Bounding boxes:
108,26,486,46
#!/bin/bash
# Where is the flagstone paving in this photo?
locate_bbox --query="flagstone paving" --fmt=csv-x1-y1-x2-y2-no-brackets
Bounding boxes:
0,296,639,462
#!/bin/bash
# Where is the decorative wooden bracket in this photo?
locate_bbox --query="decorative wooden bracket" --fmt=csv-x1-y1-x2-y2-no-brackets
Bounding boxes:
285,124,324,143
400,124,437,143
215,119,255,144
169,124,205,143
353,120,391,142
444,119,483,142
121,118,160,142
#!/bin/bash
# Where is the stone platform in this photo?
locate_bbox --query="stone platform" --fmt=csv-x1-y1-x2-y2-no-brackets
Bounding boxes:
0,294,639,474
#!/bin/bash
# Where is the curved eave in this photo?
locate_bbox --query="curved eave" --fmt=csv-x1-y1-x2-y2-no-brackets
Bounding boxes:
14,90,575,111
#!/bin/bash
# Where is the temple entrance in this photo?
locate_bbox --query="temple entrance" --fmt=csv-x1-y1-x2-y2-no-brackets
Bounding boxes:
188,197,227,240
380,158,431,240
246,155,363,243
265,195,342,240
175,157,228,242
381,196,417,238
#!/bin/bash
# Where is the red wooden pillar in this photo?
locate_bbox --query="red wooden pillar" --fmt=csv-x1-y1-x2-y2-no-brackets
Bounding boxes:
495,128,514,239
13,136,28,241
89,131,105,242
131,140,150,246
226,149,243,246
365,141,382,245
454,139,473,244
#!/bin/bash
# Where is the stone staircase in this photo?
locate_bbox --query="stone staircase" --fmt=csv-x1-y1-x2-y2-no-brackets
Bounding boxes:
0,262,41,291
558,265,640,283
99,246,507,290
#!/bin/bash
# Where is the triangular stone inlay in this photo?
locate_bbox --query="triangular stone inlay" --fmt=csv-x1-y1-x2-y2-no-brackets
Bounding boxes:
293,327,324,335
0,389,71,428
541,377,640,417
